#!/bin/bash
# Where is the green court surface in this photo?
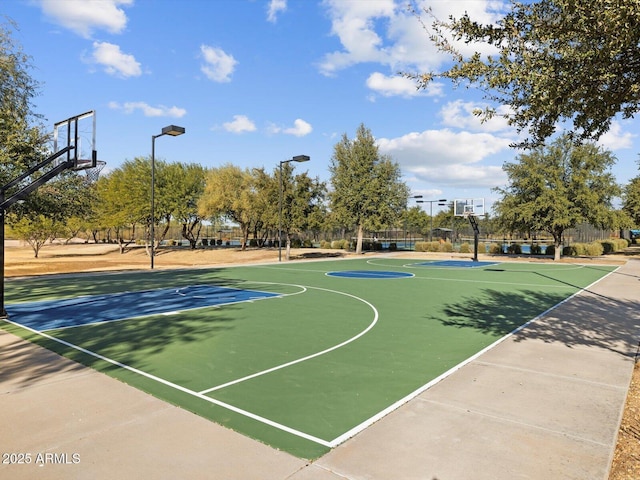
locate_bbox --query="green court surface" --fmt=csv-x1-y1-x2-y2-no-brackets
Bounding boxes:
1,257,618,458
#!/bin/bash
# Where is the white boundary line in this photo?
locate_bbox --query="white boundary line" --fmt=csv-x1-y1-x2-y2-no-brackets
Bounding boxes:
199,284,378,394
326,265,621,447
1,314,334,448
4,281,378,448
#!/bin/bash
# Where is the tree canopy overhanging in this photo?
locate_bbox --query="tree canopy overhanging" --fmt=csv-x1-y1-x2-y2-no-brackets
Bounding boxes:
409,0,640,147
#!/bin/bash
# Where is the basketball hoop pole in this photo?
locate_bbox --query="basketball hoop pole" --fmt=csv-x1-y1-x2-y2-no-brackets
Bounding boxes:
0,192,5,318
0,145,76,318
466,213,480,261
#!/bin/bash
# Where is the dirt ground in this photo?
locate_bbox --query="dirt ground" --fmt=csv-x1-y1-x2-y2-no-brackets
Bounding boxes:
3,240,639,478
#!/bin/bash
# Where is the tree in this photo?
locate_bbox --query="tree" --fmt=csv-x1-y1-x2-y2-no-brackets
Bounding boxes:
0,19,47,184
403,206,430,239
493,135,621,260
161,162,207,249
411,0,640,147
95,158,152,253
622,162,640,228
7,214,56,258
280,164,326,260
329,124,410,254
198,164,259,250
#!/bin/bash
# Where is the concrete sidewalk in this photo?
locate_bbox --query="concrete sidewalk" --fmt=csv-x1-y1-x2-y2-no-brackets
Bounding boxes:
1,259,638,479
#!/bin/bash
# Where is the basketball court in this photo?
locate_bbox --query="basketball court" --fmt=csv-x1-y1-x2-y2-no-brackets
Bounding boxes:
0,256,625,459
1,255,638,479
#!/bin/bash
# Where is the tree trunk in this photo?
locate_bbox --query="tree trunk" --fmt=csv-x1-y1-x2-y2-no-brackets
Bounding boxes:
553,232,562,261
240,223,249,251
356,224,364,254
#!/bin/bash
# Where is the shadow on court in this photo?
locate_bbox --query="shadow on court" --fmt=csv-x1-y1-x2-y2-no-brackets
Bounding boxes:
4,268,249,303
429,289,639,358
0,329,87,390
1,268,254,386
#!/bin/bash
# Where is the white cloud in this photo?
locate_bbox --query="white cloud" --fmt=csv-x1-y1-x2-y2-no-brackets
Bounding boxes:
285,119,313,136
222,115,257,134
377,128,511,188
318,0,395,76
269,119,313,137
200,45,237,83
267,0,287,23
366,72,442,98
319,0,505,80
440,100,514,133
91,41,141,78
597,121,636,151
108,101,186,118
39,0,132,38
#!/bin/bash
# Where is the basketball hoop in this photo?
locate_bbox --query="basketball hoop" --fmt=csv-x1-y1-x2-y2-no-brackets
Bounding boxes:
85,160,106,183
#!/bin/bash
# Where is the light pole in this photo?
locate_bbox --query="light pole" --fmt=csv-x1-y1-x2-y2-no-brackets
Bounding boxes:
416,198,447,242
278,155,310,262
151,125,185,269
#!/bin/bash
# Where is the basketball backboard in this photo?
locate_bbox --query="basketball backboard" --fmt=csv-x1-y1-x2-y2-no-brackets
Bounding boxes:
53,110,97,171
454,198,485,217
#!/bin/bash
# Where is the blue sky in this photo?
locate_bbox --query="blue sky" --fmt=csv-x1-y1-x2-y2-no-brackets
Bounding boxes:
4,0,639,215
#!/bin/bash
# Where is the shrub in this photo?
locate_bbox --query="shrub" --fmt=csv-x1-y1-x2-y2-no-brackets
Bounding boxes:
216,239,222,246
302,239,313,248
414,241,426,252
600,240,615,254
506,243,522,254
459,242,471,253
249,238,258,247
201,239,208,247
563,245,577,256
530,244,542,255
586,241,604,256
320,240,331,248
545,245,555,256
488,243,502,254
440,242,454,252
427,241,441,252
331,239,349,249
389,242,397,251
607,238,629,252
291,238,302,248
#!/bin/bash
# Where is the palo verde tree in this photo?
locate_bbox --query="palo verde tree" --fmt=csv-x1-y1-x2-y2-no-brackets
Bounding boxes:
410,0,640,147
329,124,410,254
493,135,621,260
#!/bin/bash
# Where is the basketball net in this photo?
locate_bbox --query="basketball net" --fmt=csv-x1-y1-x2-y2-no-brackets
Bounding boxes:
85,160,106,183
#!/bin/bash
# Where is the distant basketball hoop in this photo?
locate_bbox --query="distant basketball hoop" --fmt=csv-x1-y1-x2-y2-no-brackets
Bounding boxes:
454,198,485,217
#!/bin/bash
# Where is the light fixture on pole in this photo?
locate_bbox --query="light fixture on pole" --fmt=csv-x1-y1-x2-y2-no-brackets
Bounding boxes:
151,125,185,269
416,198,447,242
278,155,310,262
